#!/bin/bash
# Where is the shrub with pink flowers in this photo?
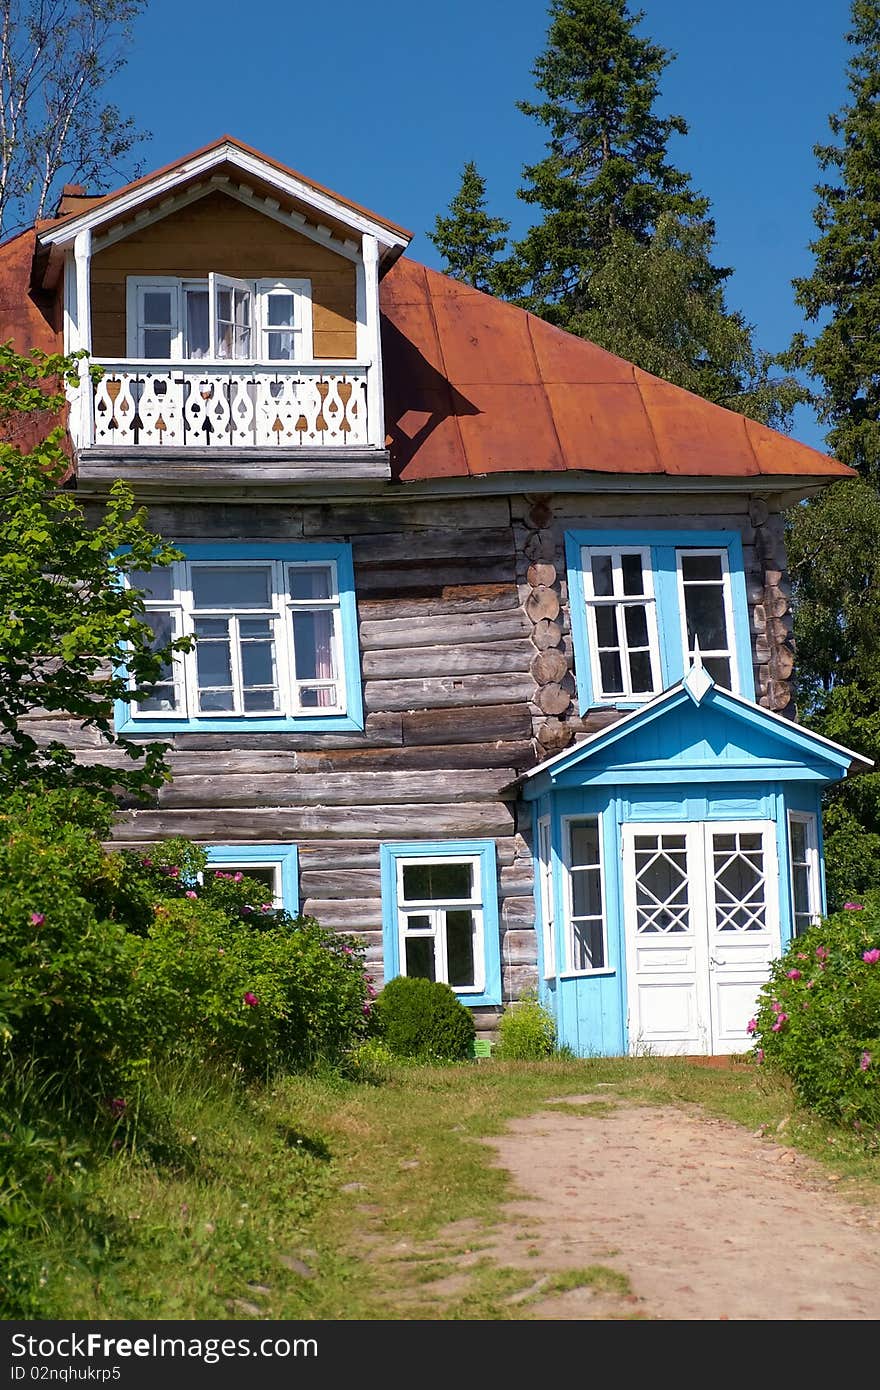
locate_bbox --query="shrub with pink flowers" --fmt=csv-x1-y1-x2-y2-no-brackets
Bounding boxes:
752,899,880,1132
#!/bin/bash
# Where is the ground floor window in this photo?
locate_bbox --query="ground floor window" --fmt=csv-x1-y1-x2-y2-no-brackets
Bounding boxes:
563,816,607,972
202,844,299,914
379,840,502,1006
788,812,821,936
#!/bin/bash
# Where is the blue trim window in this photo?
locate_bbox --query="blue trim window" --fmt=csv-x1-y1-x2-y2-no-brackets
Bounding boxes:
562,815,608,974
203,844,300,914
116,543,363,733
565,529,754,710
380,840,502,1007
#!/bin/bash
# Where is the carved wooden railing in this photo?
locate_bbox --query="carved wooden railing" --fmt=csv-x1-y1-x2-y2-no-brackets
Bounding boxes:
87,362,370,448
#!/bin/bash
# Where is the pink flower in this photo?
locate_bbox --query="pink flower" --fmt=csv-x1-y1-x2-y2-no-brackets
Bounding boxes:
796,953,808,961
860,1051,871,1071
772,1000,783,1014
217,948,225,956
771,1013,788,1033
185,890,197,900
140,857,153,868
260,903,273,913
862,949,880,965
844,902,864,911
756,1049,765,1063
816,946,829,961
106,1097,127,1117
362,1001,372,1016
787,969,802,981
167,866,180,879
367,983,377,999
241,905,253,915
29,912,44,926
243,992,259,1007
233,872,243,883
746,1017,758,1035
807,980,815,989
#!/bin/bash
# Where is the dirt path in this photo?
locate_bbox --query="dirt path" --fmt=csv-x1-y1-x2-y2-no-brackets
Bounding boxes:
476,1094,880,1320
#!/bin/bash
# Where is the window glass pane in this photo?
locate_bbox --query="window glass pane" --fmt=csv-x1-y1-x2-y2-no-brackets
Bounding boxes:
129,567,173,600
240,640,275,687
239,618,273,639
215,865,277,891
292,610,335,681
136,610,178,711
402,862,473,902
572,921,605,970
595,607,618,646
571,867,602,918
192,567,271,609
267,332,295,361
792,864,811,916
703,656,731,687
684,586,728,650
289,566,332,601
299,685,336,708
243,689,278,712
267,294,295,327
599,650,623,692
621,552,645,595
629,650,654,692
143,291,172,323
681,554,723,583
143,329,172,359
590,554,613,597
624,605,649,647
570,821,599,866
195,638,232,688
193,617,229,638
790,821,807,861
185,289,209,358
199,689,235,712
446,911,476,987
405,936,435,981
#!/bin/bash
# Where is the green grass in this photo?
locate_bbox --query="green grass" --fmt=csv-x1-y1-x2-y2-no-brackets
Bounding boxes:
12,1053,880,1320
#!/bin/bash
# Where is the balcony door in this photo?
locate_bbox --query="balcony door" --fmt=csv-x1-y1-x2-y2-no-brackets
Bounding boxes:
622,821,780,1055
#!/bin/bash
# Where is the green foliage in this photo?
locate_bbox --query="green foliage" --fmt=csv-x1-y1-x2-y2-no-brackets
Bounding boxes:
374,976,475,1061
494,990,557,1060
752,904,880,1132
428,161,509,292
781,1,880,481
0,342,187,801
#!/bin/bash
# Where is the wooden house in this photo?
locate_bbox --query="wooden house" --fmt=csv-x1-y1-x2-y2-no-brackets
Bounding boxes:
2,136,867,1056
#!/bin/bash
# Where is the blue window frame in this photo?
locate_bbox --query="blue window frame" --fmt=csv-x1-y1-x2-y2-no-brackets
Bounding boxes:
204,844,300,914
115,543,363,733
564,529,754,710
380,840,502,1007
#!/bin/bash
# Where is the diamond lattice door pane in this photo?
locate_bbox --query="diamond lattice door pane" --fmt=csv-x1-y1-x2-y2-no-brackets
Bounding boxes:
634,834,690,933
712,831,767,931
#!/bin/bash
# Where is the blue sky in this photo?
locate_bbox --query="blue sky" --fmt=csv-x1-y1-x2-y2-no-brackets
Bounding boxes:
108,0,853,451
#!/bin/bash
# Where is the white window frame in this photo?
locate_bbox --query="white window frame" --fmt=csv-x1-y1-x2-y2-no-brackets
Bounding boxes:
200,859,283,907
537,815,556,980
788,811,822,937
395,853,486,995
128,557,347,721
561,814,609,976
581,545,663,702
125,275,313,362
676,547,738,690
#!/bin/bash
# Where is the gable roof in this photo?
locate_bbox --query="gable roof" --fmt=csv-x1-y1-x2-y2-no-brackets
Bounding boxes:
380,258,855,485
518,671,871,799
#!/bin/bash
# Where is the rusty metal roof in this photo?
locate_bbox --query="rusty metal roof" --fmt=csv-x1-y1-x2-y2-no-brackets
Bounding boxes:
381,257,854,484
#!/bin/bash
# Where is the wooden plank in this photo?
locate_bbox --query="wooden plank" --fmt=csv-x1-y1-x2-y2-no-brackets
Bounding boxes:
356,585,519,621
296,740,534,773
301,899,382,929
78,458,390,485
352,529,513,564
112,801,515,840
140,503,308,539
301,498,511,535
355,558,513,599
361,639,533,680
364,673,534,713
297,842,380,871
360,608,530,650
158,768,514,807
401,703,532,746
299,869,382,900
170,712,402,751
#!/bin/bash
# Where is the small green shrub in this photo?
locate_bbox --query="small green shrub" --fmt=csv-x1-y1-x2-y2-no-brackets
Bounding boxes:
752,899,880,1132
374,976,475,1061
494,990,557,1060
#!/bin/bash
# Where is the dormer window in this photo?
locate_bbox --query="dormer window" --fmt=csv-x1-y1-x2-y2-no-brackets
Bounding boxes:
127,275,312,362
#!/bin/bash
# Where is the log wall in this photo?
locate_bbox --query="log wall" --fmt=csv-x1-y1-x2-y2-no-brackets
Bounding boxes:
26,487,795,1034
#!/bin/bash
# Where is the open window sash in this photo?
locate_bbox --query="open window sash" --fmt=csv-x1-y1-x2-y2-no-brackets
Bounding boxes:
208,273,253,361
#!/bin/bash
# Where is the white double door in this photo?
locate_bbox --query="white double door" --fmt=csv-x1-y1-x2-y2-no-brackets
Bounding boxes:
622,821,780,1056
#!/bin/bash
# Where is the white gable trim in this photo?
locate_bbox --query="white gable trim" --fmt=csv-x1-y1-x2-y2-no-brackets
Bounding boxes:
37,141,410,253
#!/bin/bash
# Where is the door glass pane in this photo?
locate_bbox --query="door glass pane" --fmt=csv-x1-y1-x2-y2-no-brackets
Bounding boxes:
143,291,172,323
634,835,689,933
405,936,435,981
143,329,172,359
185,289,210,359
402,862,472,902
192,567,271,608
446,910,476,987
712,832,766,932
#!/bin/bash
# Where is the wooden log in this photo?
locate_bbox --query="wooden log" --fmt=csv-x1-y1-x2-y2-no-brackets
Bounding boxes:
158,768,515,808
502,929,538,964
536,718,572,756
171,712,403,751
401,703,532,745
361,639,533,680
526,562,557,588
503,963,539,998
352,528,514,564
301,899,382,929
502,897,536,930
365,673,534,714
530,649,568,684
523,530,557,562
525,586,560,623
355,558,513,599
531,618,563,650
297,842,380,871
356,585,518,621
500,864,535,897
536,682,572,715
359,608,530,651
113,801,515,841
296,740,535,773
143,504,306,539
299,869,382,900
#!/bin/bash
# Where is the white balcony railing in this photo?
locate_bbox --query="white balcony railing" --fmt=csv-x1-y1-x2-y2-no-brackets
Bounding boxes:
83,361,371,449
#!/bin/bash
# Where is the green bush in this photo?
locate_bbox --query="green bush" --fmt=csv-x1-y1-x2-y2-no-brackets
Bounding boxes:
494,990,557,1060
374,975,475,1061
752,899,880,1132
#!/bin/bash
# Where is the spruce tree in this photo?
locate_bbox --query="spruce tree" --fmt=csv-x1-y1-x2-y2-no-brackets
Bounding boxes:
783,0,880,480
428,161,509,292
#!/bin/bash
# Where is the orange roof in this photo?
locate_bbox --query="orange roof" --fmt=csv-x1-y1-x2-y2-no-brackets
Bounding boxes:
42,135,412,243
380,258,854,484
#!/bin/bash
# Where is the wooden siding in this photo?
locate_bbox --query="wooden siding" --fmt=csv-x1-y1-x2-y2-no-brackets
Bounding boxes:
22,488,796,1031
90,191,357,360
